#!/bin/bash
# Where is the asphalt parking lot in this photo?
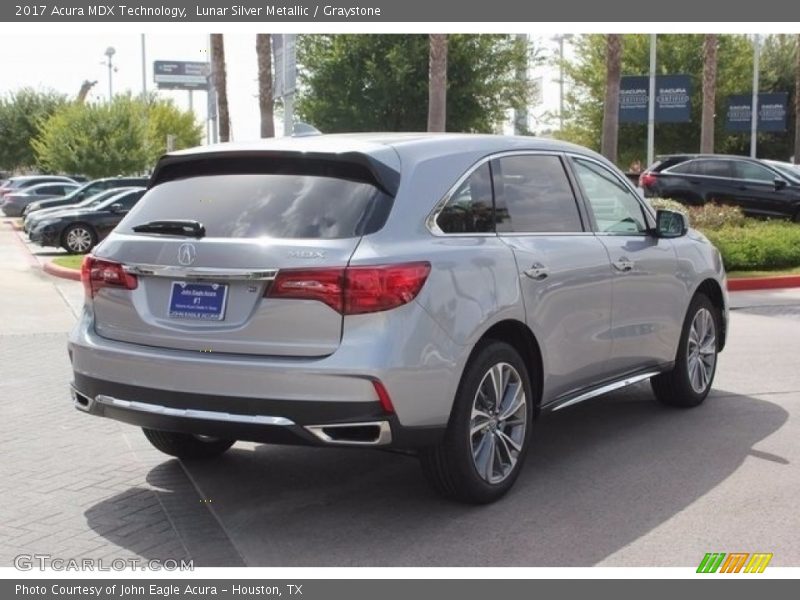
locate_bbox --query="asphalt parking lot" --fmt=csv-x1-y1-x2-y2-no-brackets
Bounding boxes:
1,221,799,567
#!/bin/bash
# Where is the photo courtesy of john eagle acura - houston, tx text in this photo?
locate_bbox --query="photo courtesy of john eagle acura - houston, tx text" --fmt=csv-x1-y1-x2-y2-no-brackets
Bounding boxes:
69,133,728,504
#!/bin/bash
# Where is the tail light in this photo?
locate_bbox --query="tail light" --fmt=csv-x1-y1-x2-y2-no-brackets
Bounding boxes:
267,262,431,315
639,171,657,188
81,255,138,298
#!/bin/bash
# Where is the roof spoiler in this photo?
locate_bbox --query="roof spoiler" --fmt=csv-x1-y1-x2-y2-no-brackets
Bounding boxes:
149,150,401,197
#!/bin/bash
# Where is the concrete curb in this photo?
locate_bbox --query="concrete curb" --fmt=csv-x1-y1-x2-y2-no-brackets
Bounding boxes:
43,260,81,282
728,275,800,292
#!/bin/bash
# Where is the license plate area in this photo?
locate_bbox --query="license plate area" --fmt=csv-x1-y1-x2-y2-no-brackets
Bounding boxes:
168,281,228,321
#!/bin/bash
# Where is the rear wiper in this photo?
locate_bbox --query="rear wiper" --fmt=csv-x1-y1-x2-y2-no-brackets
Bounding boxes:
132,220,206,238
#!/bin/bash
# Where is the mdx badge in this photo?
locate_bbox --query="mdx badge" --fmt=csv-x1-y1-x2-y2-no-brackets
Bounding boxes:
288,250,326,259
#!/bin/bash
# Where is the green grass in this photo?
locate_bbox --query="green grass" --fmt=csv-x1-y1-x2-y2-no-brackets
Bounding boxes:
51,255,84,270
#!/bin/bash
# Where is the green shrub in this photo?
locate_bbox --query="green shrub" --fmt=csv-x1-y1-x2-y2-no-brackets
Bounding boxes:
705,222,800,271
649,198,747,230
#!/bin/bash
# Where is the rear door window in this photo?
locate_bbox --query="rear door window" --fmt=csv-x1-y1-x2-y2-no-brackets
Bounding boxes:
121,173,392,240
492,155,584,233
696,160,733,178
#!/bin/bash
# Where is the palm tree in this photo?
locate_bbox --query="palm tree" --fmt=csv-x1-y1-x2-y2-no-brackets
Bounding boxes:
795,34,800,164
601,34,622,163
210,33,230,142
427,34,448,132
256,34,275,138
700,34,718,154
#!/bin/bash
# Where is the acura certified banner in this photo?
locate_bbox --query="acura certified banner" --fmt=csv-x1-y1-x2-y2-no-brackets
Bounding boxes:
619,75,692,124
726,92,789,132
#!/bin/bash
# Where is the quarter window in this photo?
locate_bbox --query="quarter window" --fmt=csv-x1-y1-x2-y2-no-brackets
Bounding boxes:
572,157,648,234
696,159,733,178
492,155,583,233
436,163,494,234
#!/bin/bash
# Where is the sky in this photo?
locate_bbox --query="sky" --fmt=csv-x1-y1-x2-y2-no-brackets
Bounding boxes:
0,33,571,142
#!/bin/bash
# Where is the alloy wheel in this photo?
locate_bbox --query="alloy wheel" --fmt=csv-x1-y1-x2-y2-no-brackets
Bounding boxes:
469,362,527,484
687,307,717,394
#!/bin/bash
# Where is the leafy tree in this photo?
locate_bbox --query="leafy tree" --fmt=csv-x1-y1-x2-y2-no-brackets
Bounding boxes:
33,94,201,178
144,98,204,165
0,88,67,171
757,34,799,161
559,34,757,167
296,34,530,133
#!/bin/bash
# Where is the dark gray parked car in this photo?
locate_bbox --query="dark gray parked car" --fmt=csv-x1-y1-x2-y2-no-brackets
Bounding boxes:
69,134,728,503
1,181,80,217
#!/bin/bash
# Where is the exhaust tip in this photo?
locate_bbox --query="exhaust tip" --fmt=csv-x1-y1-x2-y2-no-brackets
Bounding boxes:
305,421,392,446
72,388,92,411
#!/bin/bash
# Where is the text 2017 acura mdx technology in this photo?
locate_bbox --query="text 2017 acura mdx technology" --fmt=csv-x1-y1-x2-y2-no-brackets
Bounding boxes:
69,134,728,503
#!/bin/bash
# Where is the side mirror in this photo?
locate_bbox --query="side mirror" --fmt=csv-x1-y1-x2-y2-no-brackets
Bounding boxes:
654,209,688,238
774,178,788,191
109,203,122,213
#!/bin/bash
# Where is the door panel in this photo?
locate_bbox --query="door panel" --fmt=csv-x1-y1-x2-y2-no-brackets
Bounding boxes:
570,156,684,374
502,236,614,401
490,154,613,402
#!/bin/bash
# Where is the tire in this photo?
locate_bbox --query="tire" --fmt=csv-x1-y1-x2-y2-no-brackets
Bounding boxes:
61,223,97,254
651,293,719,408
142,428,235,460
420,340,536,504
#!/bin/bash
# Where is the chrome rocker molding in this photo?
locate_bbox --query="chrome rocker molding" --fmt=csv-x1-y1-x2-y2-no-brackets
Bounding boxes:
305,421,393,446
549,371,662,412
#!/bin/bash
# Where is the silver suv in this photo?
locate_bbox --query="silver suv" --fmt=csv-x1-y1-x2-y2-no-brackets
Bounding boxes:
69,134,728,503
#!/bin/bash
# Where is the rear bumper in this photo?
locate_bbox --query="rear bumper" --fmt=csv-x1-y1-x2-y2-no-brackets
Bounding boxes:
70,376,443,449
68,301,465,447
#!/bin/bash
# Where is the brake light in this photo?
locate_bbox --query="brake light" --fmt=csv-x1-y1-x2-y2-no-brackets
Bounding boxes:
80,255,138,298
267,262,431,315
639,171,657,188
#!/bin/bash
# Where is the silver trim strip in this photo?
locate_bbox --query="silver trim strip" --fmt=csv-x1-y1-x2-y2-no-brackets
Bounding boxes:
94,394,295,426
122,265,278,281
305,421,392,446
550,371,660,412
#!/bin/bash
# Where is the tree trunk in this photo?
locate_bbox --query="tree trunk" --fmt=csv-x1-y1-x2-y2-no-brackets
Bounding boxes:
601,34,622,164
210,33,230,142
795,33,800,164
427,34,448,132
700,35,718,154
256,34,275,138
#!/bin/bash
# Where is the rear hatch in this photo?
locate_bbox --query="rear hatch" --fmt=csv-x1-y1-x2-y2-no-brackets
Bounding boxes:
89,152,396,358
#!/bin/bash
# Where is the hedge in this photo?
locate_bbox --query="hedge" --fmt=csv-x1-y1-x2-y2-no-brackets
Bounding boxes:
649,199,800,272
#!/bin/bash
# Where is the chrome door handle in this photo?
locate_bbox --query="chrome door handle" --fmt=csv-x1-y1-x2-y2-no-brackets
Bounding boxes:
524,263,549,280
613,258,634,272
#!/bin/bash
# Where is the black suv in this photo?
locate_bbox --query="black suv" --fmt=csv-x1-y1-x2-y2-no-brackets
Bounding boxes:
640,154,800,220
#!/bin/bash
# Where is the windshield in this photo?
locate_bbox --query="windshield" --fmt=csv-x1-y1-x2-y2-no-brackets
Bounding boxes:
768,162,800,183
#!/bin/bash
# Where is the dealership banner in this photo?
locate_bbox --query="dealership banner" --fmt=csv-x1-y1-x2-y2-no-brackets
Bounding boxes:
3,0,800,21
619,75,692,124
726,92,789,133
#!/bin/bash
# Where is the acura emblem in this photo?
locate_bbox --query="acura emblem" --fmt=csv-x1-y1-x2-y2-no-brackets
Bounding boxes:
177,243,196,266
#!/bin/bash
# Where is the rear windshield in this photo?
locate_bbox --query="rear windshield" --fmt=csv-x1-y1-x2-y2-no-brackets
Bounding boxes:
118,174,392,240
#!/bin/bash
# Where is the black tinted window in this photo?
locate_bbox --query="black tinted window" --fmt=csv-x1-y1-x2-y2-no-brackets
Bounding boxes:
666,160,697,175
120,175,391,239
113,191,145,210
734,161,776,182
492,155,583,233
436,163,494,234
697,160,733,178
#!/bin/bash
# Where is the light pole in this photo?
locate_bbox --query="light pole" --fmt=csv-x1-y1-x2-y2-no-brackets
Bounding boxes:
553,34,574,131
103,46,116,101
750,34,761,158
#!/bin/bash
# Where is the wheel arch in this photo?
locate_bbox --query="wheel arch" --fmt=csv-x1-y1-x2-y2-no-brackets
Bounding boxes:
469,319,544,414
